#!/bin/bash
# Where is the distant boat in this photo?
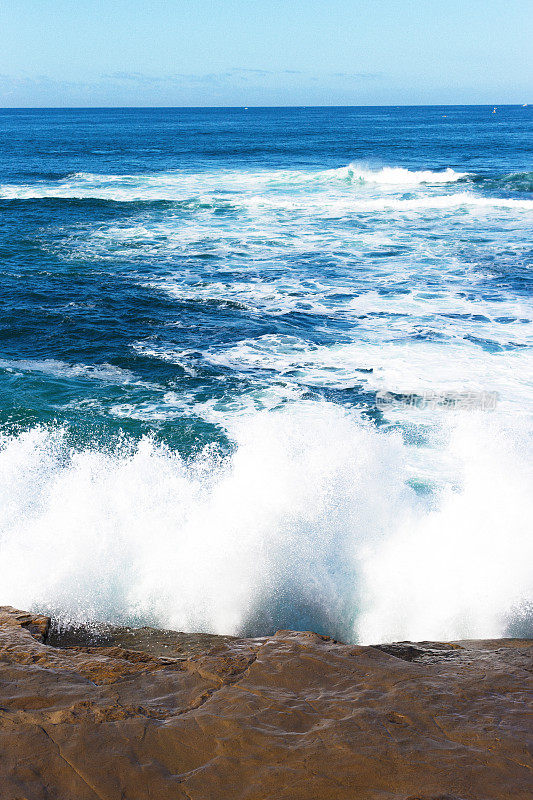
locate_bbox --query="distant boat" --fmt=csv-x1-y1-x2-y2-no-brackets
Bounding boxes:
492,107,497,113
523,103,528,107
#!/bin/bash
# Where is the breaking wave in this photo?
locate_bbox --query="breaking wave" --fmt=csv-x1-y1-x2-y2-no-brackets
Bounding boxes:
338,165,468,184
1,164,532,219
0,163,491,202
1,404,531,644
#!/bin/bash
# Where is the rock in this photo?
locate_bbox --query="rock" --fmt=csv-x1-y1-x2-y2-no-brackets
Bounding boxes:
0,605,50,642
0,606,531,799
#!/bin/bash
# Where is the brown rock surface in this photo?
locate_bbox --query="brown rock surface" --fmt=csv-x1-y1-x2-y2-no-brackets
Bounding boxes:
0,606,531,799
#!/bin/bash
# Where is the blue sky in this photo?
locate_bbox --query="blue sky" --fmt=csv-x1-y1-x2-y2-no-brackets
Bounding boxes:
0,0,531,107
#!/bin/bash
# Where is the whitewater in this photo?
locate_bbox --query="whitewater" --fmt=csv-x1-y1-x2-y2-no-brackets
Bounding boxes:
0,106,531,644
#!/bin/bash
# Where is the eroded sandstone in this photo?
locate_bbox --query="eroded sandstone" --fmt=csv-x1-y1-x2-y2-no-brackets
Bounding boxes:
0,606,531,799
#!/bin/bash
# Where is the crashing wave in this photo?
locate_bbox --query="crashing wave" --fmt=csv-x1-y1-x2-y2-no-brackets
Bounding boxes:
336,165,469,185
0,404,531,644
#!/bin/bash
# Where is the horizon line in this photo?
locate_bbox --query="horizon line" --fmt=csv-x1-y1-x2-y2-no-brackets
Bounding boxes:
0,103,530,111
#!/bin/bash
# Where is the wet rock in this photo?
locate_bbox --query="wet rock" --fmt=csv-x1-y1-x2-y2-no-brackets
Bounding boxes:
0,606,531,799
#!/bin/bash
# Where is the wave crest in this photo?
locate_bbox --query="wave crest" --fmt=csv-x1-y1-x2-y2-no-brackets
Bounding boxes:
338,165,468,185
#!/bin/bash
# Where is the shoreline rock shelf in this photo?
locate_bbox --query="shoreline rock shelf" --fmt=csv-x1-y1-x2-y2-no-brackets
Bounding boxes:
0,606,531,799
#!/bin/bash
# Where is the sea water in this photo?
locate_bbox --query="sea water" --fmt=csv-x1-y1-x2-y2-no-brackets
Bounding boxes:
0,106,531,643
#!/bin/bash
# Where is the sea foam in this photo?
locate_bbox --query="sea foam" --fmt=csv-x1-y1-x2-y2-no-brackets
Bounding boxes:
338,165,468,184
1,403,531,643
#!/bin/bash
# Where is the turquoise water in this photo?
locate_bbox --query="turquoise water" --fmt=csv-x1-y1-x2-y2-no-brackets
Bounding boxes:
0,106,532,642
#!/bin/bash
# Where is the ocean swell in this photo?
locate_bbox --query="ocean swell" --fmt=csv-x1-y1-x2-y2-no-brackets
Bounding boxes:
467,170,533,193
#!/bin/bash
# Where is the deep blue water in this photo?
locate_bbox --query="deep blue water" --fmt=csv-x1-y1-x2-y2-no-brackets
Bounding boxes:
0,106,531,642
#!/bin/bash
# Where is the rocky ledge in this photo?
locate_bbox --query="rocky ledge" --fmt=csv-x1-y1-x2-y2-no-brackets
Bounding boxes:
0,606,531,800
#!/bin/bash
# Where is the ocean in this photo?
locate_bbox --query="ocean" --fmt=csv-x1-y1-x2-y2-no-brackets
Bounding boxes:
0,106,531,643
